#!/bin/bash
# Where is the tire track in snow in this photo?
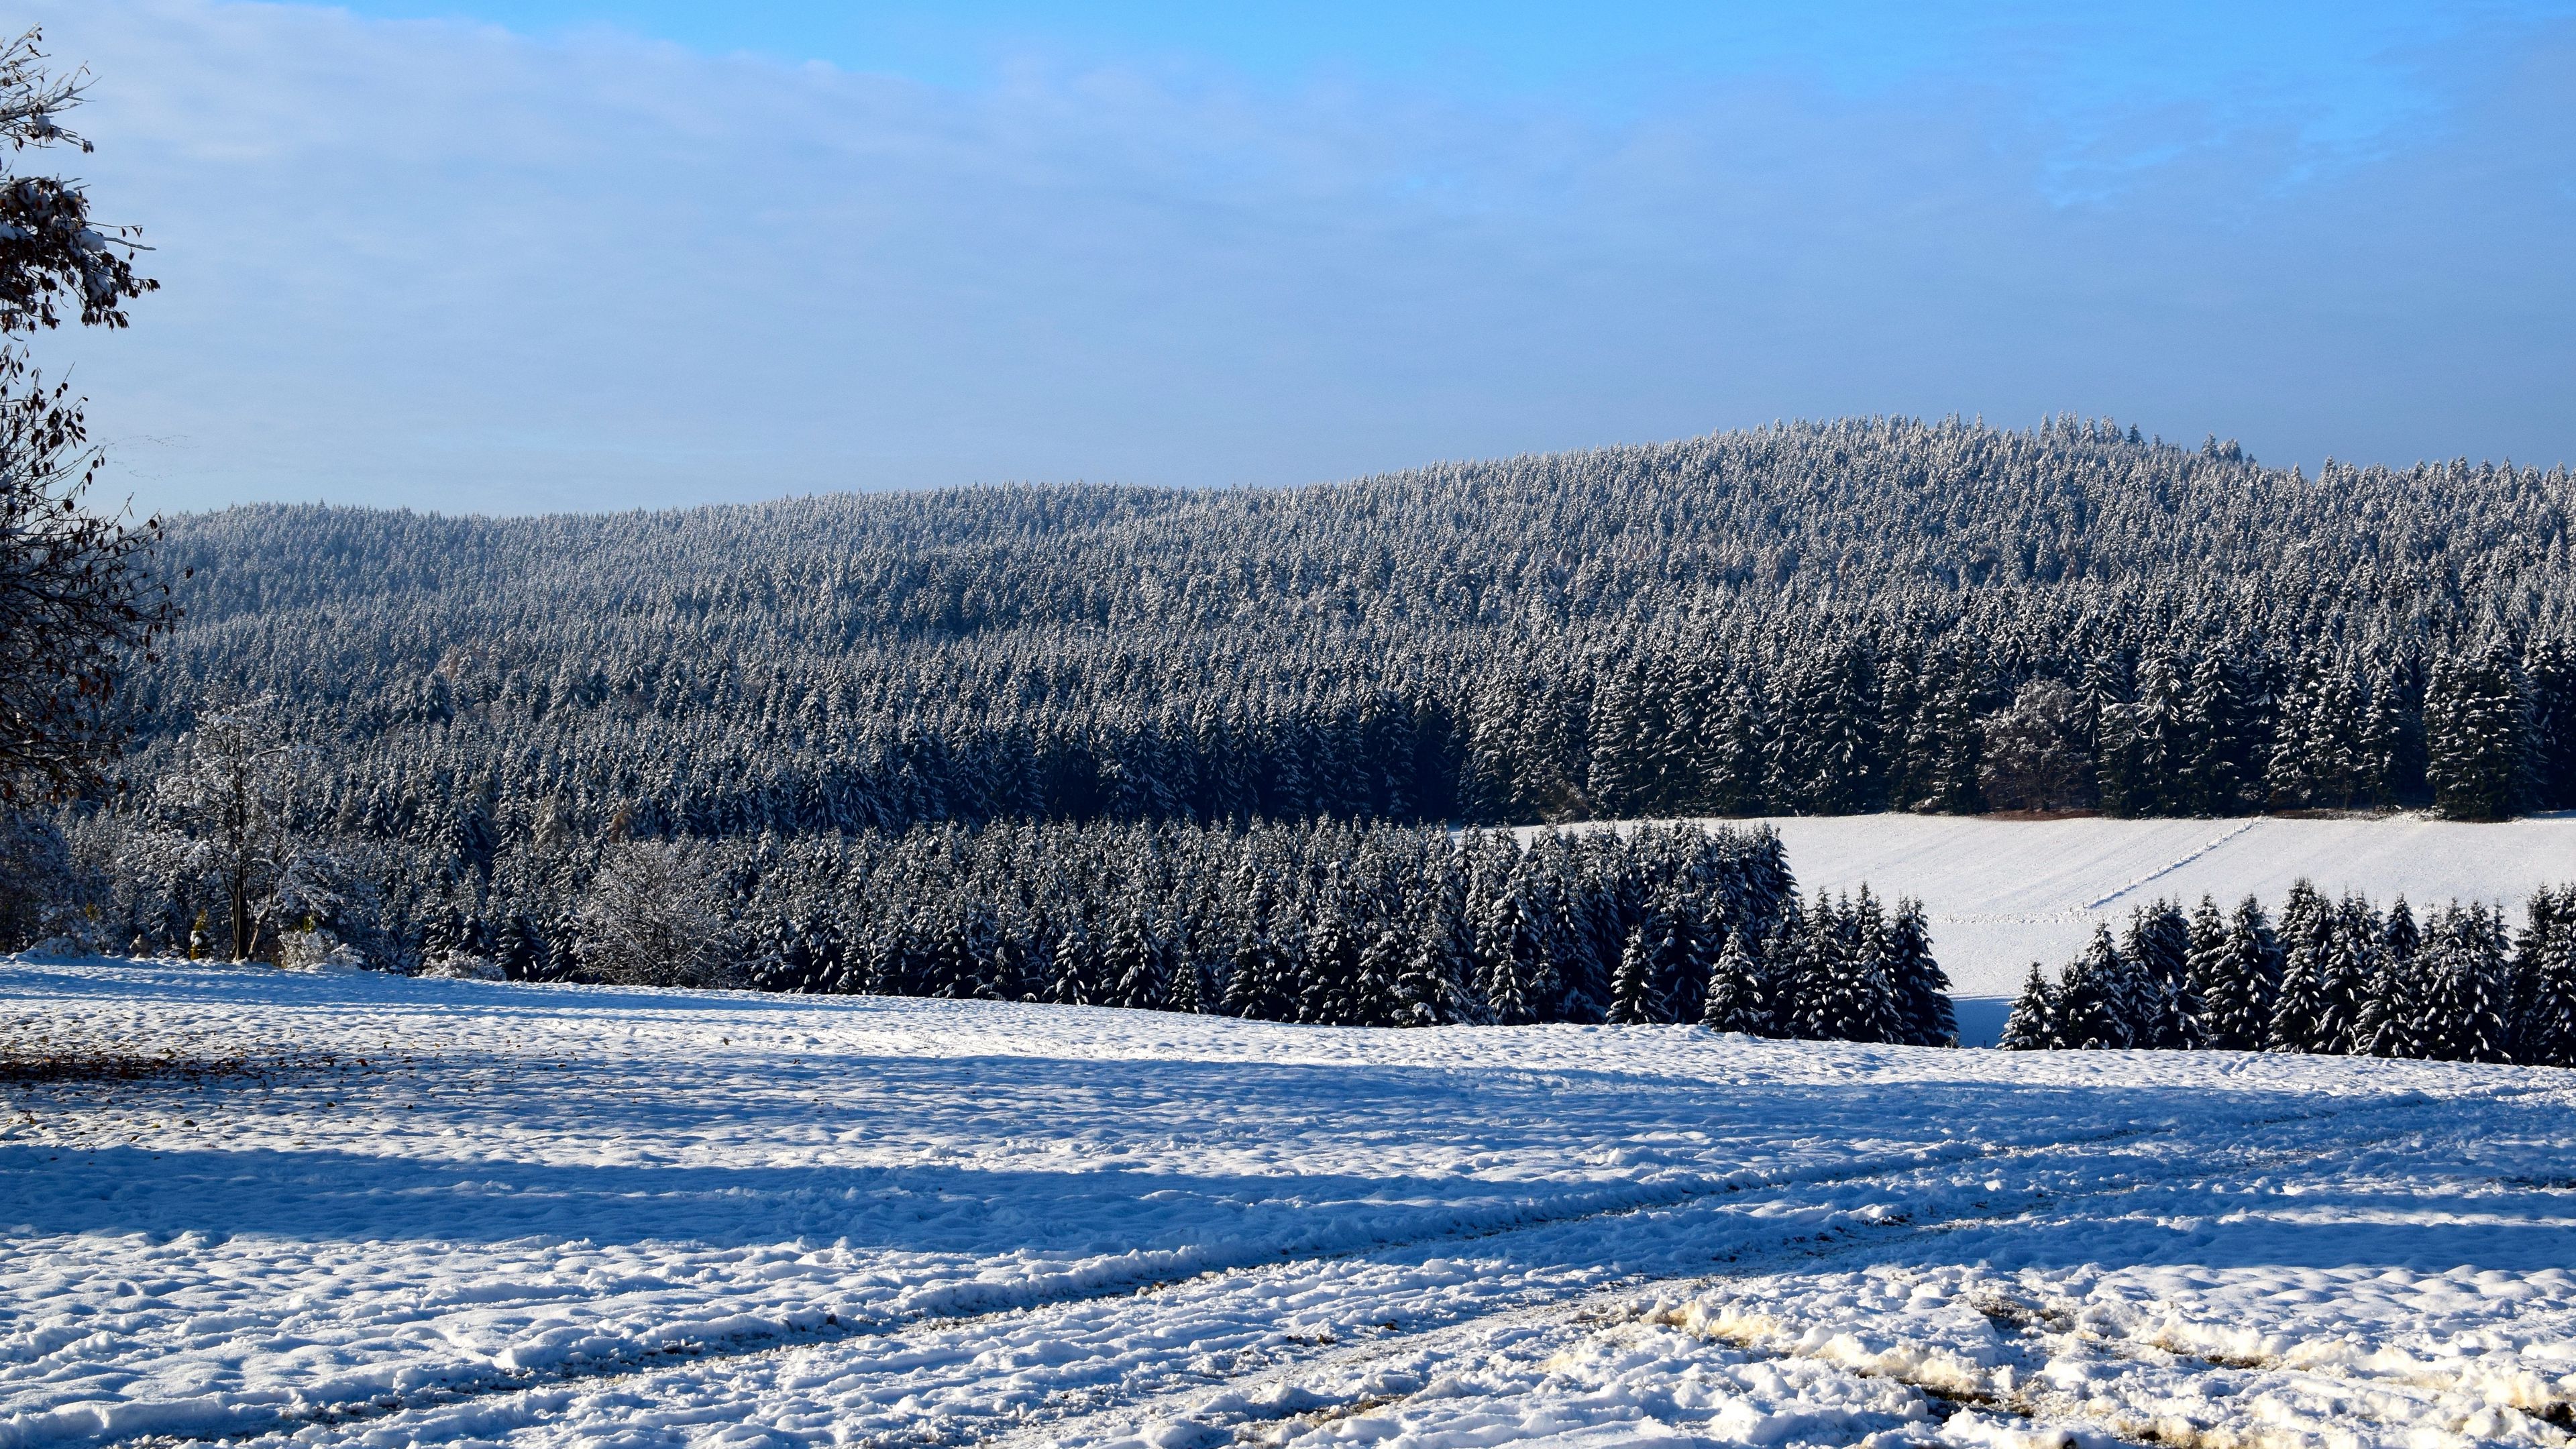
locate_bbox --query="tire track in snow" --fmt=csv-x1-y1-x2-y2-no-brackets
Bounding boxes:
66,1122,2119,1448
207,1081,2538,1449
971,1081,2571,1449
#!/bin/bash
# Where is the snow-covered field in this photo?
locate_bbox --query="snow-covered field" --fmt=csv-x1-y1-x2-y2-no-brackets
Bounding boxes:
1683,813,2576,1030
5,959,2575,1449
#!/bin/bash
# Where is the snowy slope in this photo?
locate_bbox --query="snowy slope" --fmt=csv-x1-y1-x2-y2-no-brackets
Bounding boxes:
4,959,2574,1449
1560,813,2576,1012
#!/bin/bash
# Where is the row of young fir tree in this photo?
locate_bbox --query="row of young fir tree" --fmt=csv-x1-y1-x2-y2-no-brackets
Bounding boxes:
1999,882,2576,1065
737,819,1957,1042
96,804,1956,1042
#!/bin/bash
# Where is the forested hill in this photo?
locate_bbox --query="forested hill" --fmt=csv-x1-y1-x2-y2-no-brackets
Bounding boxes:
131,415,2576,849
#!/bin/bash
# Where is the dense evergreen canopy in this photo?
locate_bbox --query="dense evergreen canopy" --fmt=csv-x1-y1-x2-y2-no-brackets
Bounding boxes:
13,417,2574,1014
121,417,2576,853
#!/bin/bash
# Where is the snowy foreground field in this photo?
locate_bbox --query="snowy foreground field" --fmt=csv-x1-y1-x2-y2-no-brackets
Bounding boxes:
6,961,2576,1449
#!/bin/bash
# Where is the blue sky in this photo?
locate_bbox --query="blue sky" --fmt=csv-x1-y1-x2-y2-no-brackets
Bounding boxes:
28,1,2576,515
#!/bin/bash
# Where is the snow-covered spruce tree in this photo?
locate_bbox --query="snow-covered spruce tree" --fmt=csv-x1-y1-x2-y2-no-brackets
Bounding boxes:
1783,891,1844,1040
1106,908,1165,1012
2420,904,2514,1062
2180,650,2259,817
1699,926,1771,1035
2354,949,2424,1059
1477,886,1546,1026
1657,892,1717,1025
1755,909,1809,1037
1886,897,1953,1046
2266,880,2333,1053
1608,922,1656,1025
1998,964,2057,1051
2362,657,2432,808
1167,939,1210,1014
2530,639,2576,811
2197,897,2282,1051
2384,895,2421,963
2123,900,2195,1048
1224,932,1283,1020
1301,904,1360,1024
2314,893,2381,1054
2053,924,2129,1050
1393,918,1474,1026
1846,888,1904,1044
2512,888,2576,1068
1782,888,1900,1043
2425,643,2534,821
1047,920,1096,1006
2180,896,2230,1047
1353,927,1406,1028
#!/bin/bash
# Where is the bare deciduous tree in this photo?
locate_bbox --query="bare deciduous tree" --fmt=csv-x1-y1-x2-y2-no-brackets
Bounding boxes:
145,697,356,963
580,838,741,987
0,28,172,806
1977,679,2094,813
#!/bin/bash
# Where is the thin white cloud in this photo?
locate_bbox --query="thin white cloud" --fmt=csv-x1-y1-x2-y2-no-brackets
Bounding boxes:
22,0,2576,517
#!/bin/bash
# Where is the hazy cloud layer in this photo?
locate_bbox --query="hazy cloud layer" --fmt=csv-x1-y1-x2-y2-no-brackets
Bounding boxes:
27,0,2576,515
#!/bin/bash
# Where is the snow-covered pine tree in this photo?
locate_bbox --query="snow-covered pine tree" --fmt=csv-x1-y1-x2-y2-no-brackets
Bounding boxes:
2180,895,2229,1047
2424,903,2514,1062
1756,909,1807,1036
1352,927,1406,1026
2053,924,2127,1049
1699,926,1770,1035
1998,963,2057,1051
2123,900,2194,1048
2265,880,2334,1053
2198,896,2282,1051
2426,643,2534,821
1224,932,1285,1020
1479,887,1544,1026
1049,920,1097,1006
1886,897,1953,1046
1608,922,1656,1025
2310,893,2379,1053
2514,888,2576,1067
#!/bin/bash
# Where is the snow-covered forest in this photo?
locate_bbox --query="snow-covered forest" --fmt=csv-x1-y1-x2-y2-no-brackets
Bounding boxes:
9,417,2575,1015
1998,882,2576,1066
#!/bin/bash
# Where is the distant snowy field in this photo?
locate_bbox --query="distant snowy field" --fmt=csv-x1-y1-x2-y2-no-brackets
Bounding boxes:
5,961,2575,1449
1596,814,2576,1032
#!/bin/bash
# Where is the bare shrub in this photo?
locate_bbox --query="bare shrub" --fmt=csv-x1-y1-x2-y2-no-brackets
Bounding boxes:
579,838,741,987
